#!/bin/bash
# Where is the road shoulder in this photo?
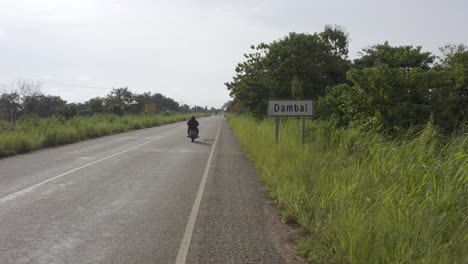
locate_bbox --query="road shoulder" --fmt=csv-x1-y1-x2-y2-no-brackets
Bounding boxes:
186,118,308,264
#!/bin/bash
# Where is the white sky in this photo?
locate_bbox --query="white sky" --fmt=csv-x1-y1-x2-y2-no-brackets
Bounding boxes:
0,0,467,108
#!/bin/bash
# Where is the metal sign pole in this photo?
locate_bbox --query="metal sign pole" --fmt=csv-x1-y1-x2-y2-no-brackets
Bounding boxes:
275,116,279,144
267,100,313,145
302,116,305,145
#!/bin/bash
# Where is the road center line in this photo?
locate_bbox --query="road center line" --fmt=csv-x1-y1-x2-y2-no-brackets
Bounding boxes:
175,117,223,264
0,127,185,204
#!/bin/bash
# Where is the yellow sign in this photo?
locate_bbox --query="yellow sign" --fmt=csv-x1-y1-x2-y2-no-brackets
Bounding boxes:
144,104,156,112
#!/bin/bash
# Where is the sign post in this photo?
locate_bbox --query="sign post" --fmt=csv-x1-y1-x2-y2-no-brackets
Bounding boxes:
302,115,306,144
275,116,279,144
267,100,314,144
144,104,156,113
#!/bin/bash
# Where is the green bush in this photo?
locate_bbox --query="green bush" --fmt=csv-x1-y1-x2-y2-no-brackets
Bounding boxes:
0,120,15,133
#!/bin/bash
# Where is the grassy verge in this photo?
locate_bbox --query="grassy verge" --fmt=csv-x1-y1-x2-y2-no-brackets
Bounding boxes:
0,113,208,158
229,115,467,264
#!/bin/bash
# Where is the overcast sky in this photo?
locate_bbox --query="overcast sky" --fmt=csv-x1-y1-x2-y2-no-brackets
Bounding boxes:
0,0,467,108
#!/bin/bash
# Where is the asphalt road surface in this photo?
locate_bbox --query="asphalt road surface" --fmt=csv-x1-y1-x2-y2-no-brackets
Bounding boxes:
0,116,288,264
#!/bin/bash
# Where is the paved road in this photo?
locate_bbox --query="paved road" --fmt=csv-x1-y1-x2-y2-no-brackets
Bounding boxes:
0,116,286,264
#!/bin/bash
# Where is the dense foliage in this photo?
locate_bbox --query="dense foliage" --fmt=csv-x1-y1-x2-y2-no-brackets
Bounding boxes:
225,27,467,133
225,25,351,119
319,43,467,133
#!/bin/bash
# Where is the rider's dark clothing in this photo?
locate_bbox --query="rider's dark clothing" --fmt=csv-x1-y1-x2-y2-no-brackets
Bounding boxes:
187,119,199,136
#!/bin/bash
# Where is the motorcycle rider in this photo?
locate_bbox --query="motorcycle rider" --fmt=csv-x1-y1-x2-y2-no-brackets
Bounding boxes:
187,115,199,137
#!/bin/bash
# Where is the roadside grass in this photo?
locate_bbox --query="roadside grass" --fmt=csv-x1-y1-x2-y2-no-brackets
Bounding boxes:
0,113,208,158
229,115,467,264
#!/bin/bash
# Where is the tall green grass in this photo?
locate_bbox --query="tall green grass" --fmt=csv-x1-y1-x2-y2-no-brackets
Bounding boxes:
0,113,206,158
229,116,467,264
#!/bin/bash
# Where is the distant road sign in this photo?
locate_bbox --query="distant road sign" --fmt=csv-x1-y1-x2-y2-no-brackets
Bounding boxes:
144,104,156,112
267,100,313,116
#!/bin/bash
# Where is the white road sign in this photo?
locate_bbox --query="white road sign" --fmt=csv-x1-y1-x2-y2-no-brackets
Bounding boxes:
267,100,313,116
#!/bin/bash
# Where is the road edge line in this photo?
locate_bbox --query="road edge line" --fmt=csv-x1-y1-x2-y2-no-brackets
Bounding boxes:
175,117,223,264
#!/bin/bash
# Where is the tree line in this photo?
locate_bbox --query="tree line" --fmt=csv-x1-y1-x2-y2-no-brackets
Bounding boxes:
0,81,217,123
225,25,467,133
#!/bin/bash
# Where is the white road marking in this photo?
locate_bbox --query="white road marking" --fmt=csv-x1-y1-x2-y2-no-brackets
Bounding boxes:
0,127,185,204
76,157,94,160
175,117,223,264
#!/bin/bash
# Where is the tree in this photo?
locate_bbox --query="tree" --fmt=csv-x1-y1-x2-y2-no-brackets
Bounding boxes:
22,95,67,118
431,44,468,130
133,92,152,113
0,92,21,122
151,93,179,112
191,105,207,112
224,39,275,117
62,103,78,119
354,42,435,71
320,25,349,58
0,79,43,122
225,27,351,118
86,97,105,114
105,87,134,115
13,79,42,98
318,42,467,133
291,75,304,99
179,104,190,112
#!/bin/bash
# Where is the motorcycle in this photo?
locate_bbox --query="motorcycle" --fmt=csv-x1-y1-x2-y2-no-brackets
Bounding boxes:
188,127,198,142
